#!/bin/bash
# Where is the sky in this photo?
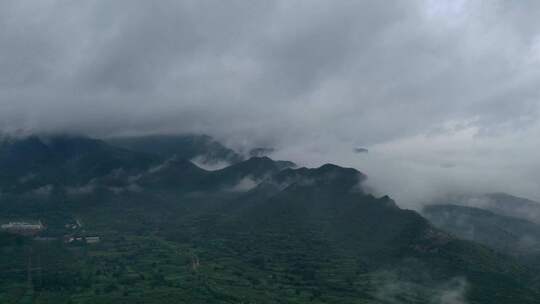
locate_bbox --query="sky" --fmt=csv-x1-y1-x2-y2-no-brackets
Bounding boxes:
1,0,540,207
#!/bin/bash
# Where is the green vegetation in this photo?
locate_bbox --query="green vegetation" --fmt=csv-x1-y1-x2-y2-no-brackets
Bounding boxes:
1,135,539,303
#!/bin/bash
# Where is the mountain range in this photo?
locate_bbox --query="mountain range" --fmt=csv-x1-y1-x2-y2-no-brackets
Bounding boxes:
1,134,539,303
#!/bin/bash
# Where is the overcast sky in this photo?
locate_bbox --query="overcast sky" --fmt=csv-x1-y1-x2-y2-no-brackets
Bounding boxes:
1,1,539,206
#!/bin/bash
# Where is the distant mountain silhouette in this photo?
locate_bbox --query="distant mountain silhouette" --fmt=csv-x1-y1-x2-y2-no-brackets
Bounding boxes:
424,204,540,256
428,192,540,224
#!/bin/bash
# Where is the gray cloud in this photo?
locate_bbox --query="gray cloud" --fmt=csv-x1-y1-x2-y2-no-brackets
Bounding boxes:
1,0,540,206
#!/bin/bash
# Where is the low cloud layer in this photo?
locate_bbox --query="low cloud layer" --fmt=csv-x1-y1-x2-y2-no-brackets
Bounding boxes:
1,1,540,206
372,269,468,304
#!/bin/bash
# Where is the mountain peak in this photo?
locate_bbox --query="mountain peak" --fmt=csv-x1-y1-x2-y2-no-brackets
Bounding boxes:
270,163,366,193
107,134,243,165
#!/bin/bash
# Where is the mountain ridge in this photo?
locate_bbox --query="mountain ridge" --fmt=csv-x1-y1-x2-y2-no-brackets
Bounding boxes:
1,134,539,303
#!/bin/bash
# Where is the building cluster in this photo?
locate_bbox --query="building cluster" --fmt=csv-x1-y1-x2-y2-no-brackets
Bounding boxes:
64,235,100,244
1,218,101,244
0,221,44,236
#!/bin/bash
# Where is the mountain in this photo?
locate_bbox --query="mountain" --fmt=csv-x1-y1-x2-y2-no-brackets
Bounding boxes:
1,135,539,303
430,193,540,224
0,135,157,194
423,204,540,256
132,156,296,194
248,147,275,157
187,166,537,303
107,134,243,170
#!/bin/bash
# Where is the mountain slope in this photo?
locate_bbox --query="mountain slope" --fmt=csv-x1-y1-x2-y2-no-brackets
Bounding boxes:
0,135,157,194
197,169,538,303
431,193,540,224
107,134,243,169
424,204,540,256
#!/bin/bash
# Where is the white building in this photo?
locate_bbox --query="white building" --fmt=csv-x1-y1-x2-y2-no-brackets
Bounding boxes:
1,221,43,230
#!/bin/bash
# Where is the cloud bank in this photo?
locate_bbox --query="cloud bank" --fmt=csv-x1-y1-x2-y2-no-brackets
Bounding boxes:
1,1,540,206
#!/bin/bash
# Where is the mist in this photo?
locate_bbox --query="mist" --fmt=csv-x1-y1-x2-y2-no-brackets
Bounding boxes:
1,0,540,207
